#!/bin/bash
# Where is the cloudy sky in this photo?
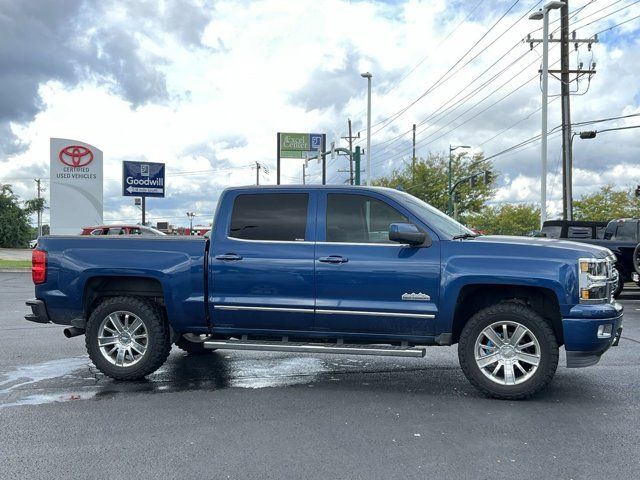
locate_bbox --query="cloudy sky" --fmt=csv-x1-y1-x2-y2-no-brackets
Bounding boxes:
1,0,639,228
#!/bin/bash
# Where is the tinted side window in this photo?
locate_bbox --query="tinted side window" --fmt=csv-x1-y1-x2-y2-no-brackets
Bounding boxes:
326,194,408,243
229,194,308,241
540,226,561,238
107,228,124,235
614,222,637,241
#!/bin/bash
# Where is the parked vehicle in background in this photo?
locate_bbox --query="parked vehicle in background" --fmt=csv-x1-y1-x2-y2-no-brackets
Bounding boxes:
542,218,640,297
26,186,623,400
81,225,166,236
540,220,609,240
29,239,38,249
185,227,210,236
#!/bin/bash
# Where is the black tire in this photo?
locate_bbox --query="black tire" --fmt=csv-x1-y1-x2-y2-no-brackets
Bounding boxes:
175,334,214,355
85,296,171,380
633,244,640,274
458,302,559,400
613,266,624,298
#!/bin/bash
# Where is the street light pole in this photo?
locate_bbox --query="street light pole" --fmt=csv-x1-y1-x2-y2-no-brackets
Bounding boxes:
529,1,565,228
186,212,195,234
448,144,471,216
361,72,372,186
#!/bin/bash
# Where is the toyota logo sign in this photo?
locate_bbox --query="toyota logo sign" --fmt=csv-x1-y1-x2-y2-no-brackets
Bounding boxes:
58,145,94,167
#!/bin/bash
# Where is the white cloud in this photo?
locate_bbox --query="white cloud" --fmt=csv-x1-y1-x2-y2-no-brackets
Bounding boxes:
1,0,639,227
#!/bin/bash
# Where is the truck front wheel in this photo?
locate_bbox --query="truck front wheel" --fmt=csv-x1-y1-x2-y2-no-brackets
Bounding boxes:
458,303,559,400
85,296,171,380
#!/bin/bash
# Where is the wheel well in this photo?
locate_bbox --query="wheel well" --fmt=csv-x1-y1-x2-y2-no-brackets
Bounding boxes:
451,284,563,346
84,276,165,318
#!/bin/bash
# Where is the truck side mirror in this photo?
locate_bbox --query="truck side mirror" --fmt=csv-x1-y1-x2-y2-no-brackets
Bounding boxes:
389,223,427,246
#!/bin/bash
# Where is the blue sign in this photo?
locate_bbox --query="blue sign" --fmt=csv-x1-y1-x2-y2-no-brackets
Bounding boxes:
122,161,165,198
310,134,323,150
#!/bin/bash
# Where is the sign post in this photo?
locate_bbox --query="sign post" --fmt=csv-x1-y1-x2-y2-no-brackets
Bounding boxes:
122,161,165,225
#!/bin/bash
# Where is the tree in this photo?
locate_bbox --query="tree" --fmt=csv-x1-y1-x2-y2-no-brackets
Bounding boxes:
573,185,640,221
373,152,497,222
0,184,33,248
469,204,540,236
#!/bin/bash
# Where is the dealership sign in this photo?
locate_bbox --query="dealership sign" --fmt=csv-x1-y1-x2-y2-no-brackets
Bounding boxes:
122,161,165,198
50,138,103,235
278,132,324,158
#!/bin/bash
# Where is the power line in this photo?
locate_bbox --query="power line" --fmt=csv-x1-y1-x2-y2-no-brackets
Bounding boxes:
363,1,603,164
525,0,599,36
371,55,562,170
572,112,640,126
354,0,528,142
595,124,640,133
368,44,535,162
574,0,640,31
346,0,487,123
594,11,640,34
368,44,544,165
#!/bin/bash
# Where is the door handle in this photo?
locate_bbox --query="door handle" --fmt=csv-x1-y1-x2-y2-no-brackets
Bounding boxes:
318,255,349,264
215,253,243,261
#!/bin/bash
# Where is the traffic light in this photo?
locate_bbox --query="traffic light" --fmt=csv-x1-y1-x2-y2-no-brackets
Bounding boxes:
484,170,493,185
470,175,478,188
635,185,640,197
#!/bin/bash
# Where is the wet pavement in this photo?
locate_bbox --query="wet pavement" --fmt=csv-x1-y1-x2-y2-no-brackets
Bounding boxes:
1,272,639,479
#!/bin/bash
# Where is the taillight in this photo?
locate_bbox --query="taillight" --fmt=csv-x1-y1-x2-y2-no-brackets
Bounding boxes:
32,250,47,285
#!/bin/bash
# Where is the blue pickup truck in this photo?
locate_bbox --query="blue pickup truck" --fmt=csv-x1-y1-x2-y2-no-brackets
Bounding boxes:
26,186,623,399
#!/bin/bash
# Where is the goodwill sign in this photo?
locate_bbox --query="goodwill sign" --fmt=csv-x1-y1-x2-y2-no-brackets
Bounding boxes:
122,161,165,198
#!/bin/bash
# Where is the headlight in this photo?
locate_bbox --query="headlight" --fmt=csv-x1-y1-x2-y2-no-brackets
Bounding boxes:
578,257,613,304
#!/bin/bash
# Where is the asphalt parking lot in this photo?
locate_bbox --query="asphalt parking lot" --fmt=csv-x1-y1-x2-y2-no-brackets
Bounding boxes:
1,272,638,479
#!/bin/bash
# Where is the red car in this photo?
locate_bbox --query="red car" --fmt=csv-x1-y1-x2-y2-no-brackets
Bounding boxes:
81,225,166,236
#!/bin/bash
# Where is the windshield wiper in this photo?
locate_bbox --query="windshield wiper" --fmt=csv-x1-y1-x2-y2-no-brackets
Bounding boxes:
452,233,479,240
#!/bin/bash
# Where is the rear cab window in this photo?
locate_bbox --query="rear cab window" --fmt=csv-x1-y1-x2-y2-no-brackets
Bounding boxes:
229,193,309,242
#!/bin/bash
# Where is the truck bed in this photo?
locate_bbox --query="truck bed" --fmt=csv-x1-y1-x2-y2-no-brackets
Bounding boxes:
35,235,208,331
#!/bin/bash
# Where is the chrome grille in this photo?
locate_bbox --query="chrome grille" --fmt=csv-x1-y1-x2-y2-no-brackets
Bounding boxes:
607,254,617,303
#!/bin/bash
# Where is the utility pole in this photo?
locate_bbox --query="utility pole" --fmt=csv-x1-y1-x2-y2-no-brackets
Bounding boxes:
302,162,306,184
527,1,598,222
255,161,261,185
341,119,360,185
34,178,42,237
361,72,372,185
412,124,416,183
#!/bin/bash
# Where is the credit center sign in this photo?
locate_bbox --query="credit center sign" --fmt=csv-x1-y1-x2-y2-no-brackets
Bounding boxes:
122,161,165,198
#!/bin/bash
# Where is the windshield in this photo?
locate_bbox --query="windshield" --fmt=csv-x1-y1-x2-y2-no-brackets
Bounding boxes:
385,189,476,239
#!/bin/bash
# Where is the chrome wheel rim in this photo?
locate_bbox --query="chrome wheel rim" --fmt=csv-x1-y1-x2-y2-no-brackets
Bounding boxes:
474,321,541,386
97,311,148,367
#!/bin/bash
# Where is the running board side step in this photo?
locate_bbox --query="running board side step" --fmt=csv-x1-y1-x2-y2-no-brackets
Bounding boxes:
203,339,426,358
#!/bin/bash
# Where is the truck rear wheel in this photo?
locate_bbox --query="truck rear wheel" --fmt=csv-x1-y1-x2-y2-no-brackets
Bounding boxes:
85,296,171,380
458,303,559,400
175,334,215,354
